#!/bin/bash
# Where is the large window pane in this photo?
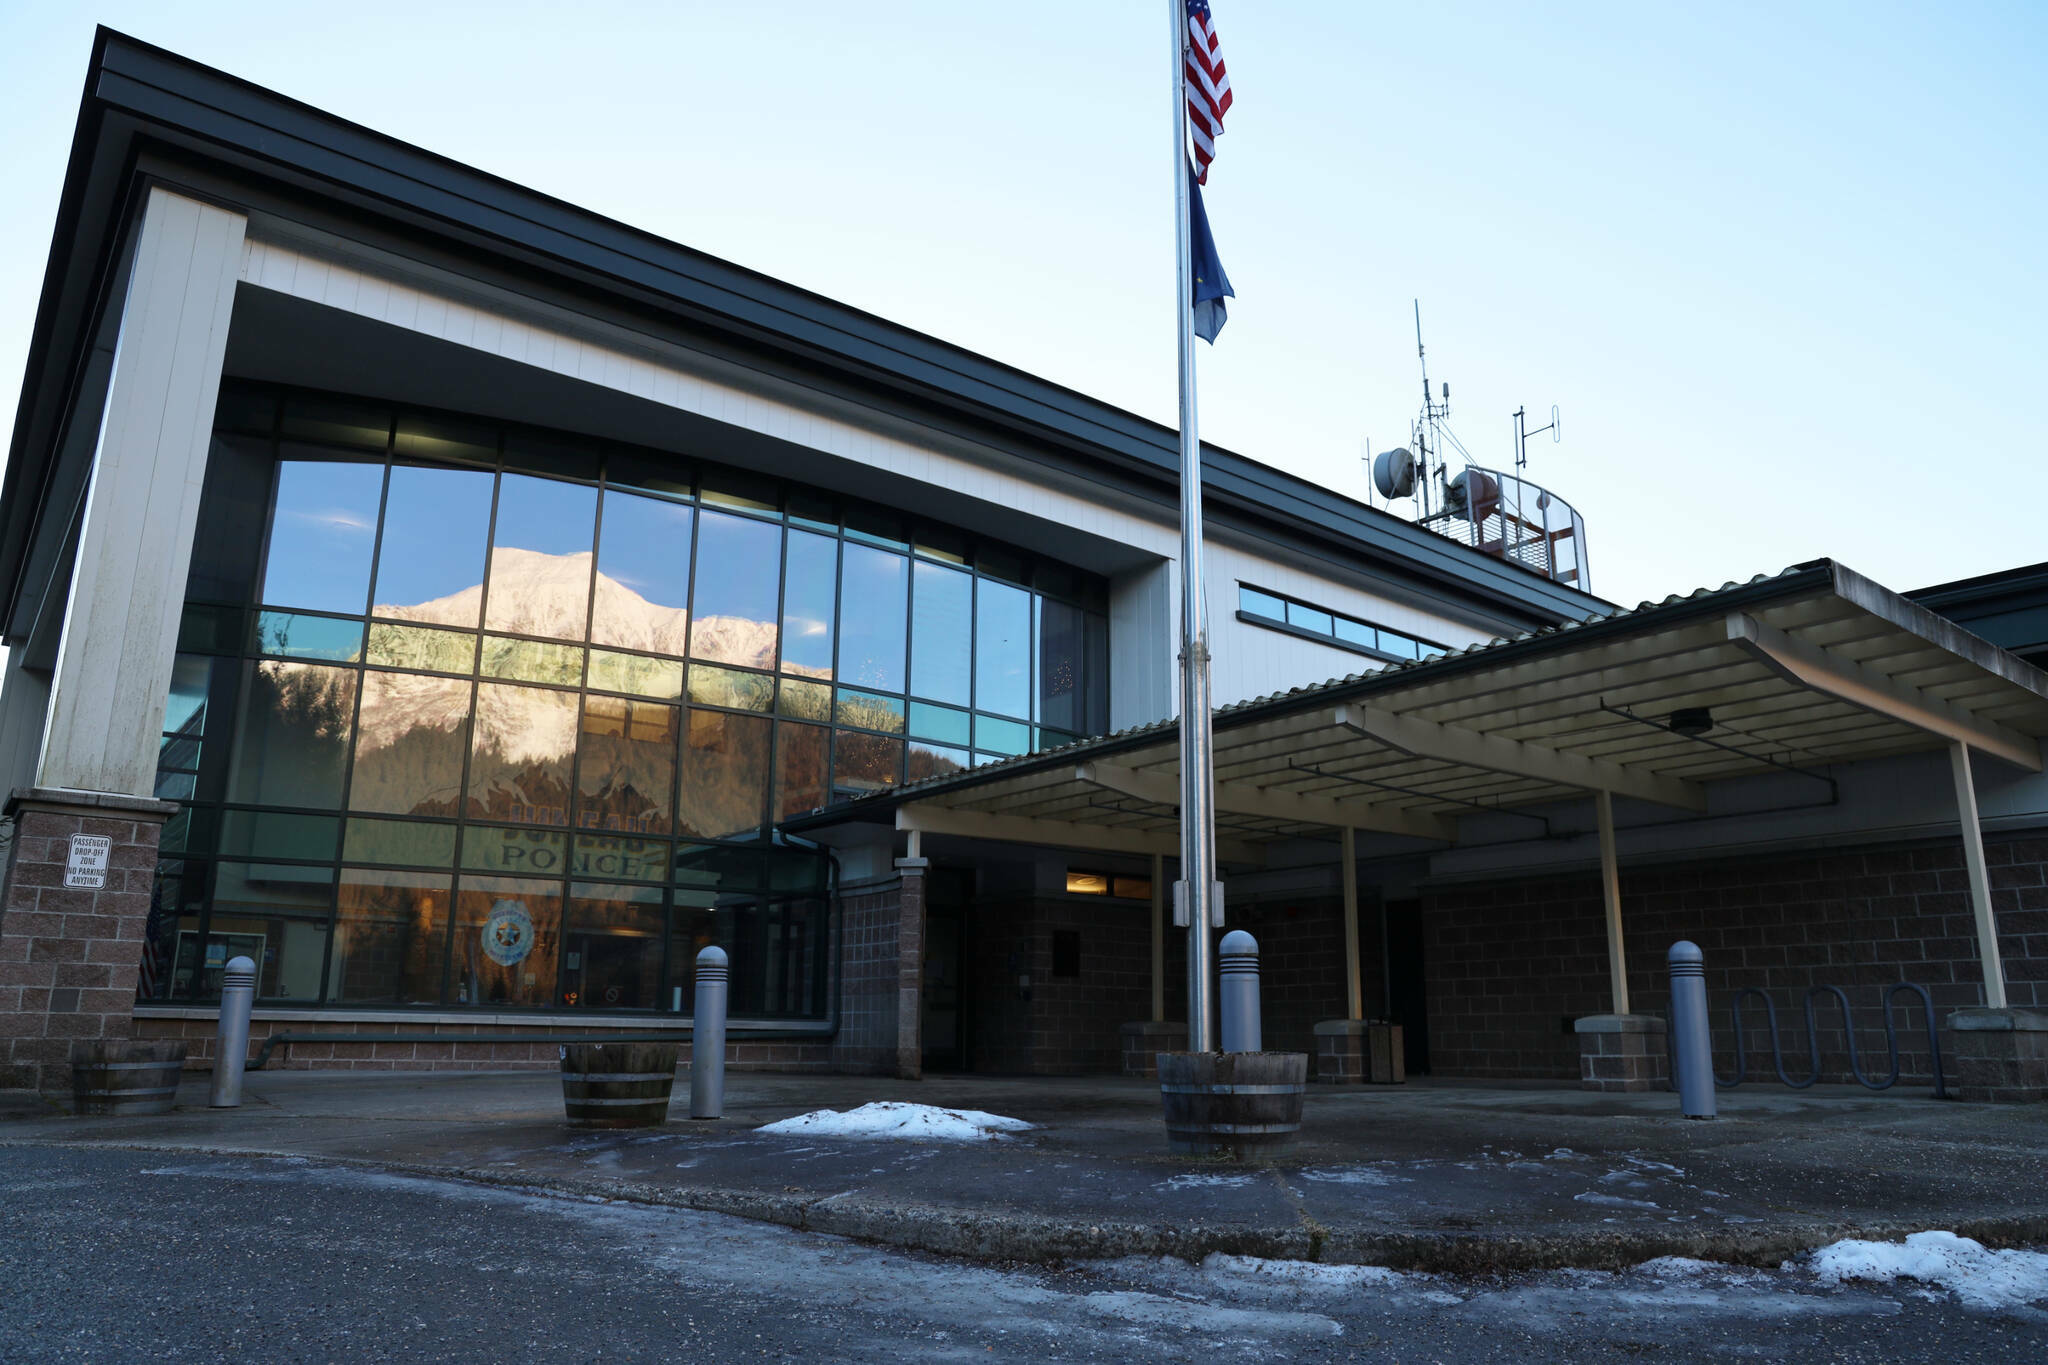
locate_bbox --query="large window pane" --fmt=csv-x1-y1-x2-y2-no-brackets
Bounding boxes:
187,435,270,603
486,474,598,640
563,882,665,1011
332,869,452,1004
910,561,971,705
350,672,471,817
365,622,477,674
677,710,769,839
467,683,578,826
260,457,383,614
690,510,781,667
571,834,670,883
975,579,1030,719
779,529,836,679
211,862,335,1001
226,660,357,809
587,649,685,700
1036,597,1086,735
907,742,968,783
450,875,561,1007
577,696,678,835
592,491,692,652
774,722,828,821
480,635,583,686
721,897,828,1017
255,612,364,663
832,731,902,795
372,465,493,627
838,544,907,692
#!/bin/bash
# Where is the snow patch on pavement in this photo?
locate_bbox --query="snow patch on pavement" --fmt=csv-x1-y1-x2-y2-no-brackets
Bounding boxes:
1295,1165,1409,1187
756,1101,1032,1142
1808,1231,2048,1310
1155,1171,1258,1191
1574,1191,1661,1210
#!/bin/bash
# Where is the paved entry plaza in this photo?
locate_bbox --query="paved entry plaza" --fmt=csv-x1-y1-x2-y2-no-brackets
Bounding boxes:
6,1069,2043,1272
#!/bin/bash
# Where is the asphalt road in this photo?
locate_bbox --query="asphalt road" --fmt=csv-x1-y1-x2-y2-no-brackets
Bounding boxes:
2,1145,2042,1364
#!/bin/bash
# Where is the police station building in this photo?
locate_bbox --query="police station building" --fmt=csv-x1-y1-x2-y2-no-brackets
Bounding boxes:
3,33,2045,1100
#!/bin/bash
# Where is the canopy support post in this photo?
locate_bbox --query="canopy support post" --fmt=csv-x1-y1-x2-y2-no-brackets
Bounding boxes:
1596,789,1629,1016
1950,741,2009,1009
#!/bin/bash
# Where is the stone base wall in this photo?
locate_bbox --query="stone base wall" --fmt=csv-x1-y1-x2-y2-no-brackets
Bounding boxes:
131,1014,842,1073
1,792,173,1091
1422,834,2047,1084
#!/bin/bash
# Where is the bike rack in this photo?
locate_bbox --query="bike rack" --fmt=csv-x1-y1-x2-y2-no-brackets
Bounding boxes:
1673,983,1948,1099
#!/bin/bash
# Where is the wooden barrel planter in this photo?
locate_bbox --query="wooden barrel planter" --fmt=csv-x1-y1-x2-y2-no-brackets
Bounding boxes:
70,1040,189,1116
558,1042,678,1128
1157,1051,1308,1157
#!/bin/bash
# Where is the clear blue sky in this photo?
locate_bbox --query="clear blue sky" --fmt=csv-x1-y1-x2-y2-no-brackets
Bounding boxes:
2,2,2043,608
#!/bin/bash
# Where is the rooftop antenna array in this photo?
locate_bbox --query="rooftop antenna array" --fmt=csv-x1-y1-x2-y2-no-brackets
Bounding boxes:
1364,303,1591,590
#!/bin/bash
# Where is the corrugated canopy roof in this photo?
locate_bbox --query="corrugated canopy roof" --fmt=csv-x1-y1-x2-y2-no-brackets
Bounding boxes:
783,561,2048,860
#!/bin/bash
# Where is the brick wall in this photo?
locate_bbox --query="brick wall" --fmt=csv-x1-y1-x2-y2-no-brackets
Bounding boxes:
960,892,1368,1073
1421,833,2048,1084
1,793,172,1091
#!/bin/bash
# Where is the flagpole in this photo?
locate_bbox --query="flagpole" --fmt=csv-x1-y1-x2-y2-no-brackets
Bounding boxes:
1168,0,1220,1054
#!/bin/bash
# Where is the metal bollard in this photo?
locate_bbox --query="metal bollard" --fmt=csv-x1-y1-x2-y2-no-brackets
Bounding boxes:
209,955,256,1108
1218,930,1262,1053
1667,940,1717,1120
689,945,729,1120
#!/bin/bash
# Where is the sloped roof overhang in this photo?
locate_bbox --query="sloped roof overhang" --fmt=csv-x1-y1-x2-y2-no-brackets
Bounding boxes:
2,28,1606,643
784,561,2048,858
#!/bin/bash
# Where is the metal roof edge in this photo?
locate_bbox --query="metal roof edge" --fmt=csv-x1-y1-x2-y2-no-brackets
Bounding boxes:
2,29,1603,632
780,561,1837,832
1825,560,2048,698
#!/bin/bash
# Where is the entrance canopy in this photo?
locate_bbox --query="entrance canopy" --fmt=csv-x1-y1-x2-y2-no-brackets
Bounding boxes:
785,560,2048,859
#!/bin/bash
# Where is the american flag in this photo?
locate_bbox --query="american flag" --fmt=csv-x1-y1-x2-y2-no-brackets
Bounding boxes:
1185,0,1233,184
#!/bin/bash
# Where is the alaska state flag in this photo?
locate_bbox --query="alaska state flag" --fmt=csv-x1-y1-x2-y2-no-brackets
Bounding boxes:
1188,160,1234,343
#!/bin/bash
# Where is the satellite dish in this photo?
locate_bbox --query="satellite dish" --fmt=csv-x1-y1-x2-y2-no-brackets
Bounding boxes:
1371,447,1417,500
1446,468,1501,520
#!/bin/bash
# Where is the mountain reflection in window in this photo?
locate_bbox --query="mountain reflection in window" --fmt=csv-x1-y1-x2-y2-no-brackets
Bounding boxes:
593,491,692,652
467,683,579,826
486,474,597,641
348,672,470,817
690,511,780,668
372,465,493,627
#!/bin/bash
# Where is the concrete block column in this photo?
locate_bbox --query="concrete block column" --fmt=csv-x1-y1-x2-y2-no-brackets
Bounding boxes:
1574,1013,1669,1092
0,188,243,1093
34,189,245,798
1,790,176,1090
1944,1008,2048,1103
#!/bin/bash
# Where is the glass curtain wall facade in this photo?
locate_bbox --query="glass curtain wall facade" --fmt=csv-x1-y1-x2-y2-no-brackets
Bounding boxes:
141,384,1110,1016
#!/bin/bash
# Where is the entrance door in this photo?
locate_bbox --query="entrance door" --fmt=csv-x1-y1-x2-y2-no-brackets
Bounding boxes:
1383,898,1430,1075
921,909,964,1071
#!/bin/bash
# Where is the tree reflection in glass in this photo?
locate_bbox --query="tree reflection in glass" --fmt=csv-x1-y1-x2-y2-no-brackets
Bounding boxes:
372,465,493,627
226,660,357,809
677,710,769,839
690,510,780,668
466,683,578,826
486,474,598,641
592,490,692,653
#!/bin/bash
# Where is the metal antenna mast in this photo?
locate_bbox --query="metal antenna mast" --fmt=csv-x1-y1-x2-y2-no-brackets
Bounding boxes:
1413,301,1450,519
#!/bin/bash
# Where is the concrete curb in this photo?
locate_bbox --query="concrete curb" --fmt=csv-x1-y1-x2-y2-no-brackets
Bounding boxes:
13,1136,2048,1274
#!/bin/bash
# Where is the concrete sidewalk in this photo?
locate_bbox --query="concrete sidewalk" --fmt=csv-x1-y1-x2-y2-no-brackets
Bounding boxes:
4,1070,2044,1272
